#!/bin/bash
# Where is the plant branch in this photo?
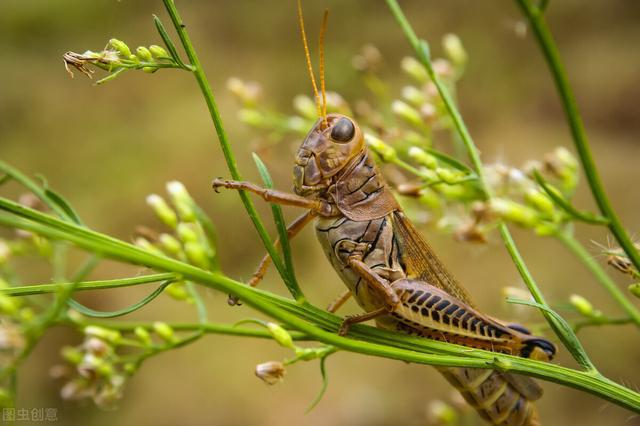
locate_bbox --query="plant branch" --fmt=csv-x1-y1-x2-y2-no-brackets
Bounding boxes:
514,0,640,274
555,230,640,327
384,0,588,366
1,273,176,296
159,0,299,301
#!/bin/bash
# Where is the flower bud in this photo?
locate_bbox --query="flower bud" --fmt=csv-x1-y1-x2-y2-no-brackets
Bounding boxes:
84,326,121,344
443,33,468,68
293,95,318,120
628,283,640,299
149,45,169,59
408,147,438,169
83,337,110,357
134,326,153,347
417,188,441,210
134,237,164,256
167,181,196,222
534,222,557,237
525,188,555,216
158,233,182,256
569,294,598,317
33,235,52,258
124,363,137,375
420,103,437,122
488,198,539,228
401,86,426,107
166,282,192,302
108,38,132,58
365,134,396,162
153,321,177,343
0,240,10,265
227,78,262,106
427,400,458,426
435,168,464,184
0,293,19,316
142,66,156,74
60,379,91,401
286,116,308,134
238,109,267,128
61,346,83,365
146,194,178,228
266,322,294,349
176,223,198,243
392,100,424,129
401,56,428,83
255,361,286,385
19,307,34,322
136,46,153,62
325,92,350,115
545,147,578,191
184,241,209,269
432,59,453,79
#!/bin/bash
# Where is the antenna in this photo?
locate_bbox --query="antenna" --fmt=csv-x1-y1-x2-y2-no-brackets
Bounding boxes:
319,9,329,127
297,0,322,121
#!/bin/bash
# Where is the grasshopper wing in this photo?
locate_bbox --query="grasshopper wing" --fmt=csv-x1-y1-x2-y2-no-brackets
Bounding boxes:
391,211,475,306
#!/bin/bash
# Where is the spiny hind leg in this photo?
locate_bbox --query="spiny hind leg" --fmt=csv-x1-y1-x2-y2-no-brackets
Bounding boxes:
338,307,387,336
337,256,401,335
227,211,315,306
211,178,337,216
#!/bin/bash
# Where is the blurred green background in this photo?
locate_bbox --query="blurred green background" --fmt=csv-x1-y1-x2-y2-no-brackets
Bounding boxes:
2,0,640,425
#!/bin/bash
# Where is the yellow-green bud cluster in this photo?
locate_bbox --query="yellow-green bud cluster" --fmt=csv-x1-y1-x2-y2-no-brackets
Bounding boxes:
365,134,396,162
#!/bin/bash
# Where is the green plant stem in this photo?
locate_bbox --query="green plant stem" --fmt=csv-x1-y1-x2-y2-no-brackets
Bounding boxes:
0,160,71,222
384,0,589,367
514,0,640,274
159,0,304,302
555,230,640,328
1,273,176,296
0,202,638,412
73,320,310,341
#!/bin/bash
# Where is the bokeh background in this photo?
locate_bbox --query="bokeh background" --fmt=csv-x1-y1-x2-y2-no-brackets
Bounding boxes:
2,0,640,425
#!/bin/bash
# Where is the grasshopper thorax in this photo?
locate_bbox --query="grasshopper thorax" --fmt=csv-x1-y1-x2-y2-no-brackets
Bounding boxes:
293,113,364,198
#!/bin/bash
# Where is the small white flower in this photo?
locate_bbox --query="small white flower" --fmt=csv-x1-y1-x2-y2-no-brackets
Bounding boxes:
255,361,286,385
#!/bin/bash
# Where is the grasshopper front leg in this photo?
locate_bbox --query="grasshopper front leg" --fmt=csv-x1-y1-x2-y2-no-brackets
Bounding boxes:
212,178,338,216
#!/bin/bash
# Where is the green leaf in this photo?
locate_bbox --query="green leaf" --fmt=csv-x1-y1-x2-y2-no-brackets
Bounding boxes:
533,170,608,225
306,356,330,413
153,15,188,69
193,204,220,270
252,153,304,302
426,148,476,177
96,67,126,85
67,280,173,318
506,297,596,371
44,188,83,225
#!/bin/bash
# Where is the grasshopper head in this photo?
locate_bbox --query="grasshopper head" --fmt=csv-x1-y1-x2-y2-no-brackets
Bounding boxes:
293,113,364,197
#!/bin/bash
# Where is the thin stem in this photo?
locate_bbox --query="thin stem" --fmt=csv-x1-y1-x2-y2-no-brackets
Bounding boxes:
514,0,640,274
1,273,176,296
159,0,296,299
555,230,640,328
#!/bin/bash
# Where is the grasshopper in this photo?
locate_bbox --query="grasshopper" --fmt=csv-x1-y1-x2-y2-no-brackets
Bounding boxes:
213,3,556,424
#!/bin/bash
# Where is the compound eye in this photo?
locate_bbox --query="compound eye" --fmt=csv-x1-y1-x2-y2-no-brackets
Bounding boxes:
330,117,355,143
